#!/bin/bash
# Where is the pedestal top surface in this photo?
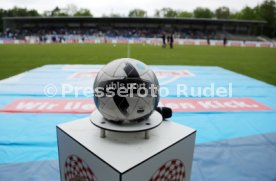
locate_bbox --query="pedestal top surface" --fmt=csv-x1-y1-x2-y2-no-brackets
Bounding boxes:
57,116,196,173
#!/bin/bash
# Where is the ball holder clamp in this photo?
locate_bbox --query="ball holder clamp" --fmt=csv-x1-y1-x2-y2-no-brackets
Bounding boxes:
90,110,163,139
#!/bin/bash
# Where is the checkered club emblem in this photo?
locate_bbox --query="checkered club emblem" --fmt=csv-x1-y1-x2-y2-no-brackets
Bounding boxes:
149,159,185,181
64,155,97,181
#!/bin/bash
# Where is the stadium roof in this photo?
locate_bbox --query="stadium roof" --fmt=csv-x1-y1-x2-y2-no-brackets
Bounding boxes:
3,16,266,25
3,16,266,34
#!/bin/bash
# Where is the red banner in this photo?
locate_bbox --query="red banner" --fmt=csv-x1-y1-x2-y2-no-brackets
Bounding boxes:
1,98,271,113
159,98,271,112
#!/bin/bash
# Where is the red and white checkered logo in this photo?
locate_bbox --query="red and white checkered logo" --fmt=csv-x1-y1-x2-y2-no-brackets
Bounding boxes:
64,155,97,181
150,159,185,181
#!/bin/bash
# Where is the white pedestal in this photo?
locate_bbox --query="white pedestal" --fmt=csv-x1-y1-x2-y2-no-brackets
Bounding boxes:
57,117,196,181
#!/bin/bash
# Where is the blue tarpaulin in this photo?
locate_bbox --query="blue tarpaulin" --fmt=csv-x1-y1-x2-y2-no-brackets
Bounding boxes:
0,65,275,180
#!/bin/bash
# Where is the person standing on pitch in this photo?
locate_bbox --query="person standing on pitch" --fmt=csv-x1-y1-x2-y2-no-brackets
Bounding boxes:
223,36,227,47
167,33,170,46
207,35,210,45
162,33,166,48
169,33,174,48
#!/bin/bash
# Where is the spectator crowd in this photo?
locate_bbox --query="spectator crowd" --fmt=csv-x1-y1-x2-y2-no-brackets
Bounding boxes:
1,27,218,41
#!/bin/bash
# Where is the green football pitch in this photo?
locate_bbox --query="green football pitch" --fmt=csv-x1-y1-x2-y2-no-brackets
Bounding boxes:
0,44,275,85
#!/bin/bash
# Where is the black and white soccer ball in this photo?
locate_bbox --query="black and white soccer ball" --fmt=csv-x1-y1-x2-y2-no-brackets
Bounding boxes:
93,58,159,123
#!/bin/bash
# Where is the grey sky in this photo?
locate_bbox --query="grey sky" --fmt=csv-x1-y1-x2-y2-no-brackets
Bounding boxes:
0,0,264,16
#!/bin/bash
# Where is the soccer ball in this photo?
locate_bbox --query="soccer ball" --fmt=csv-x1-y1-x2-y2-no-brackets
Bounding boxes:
93,58,159,122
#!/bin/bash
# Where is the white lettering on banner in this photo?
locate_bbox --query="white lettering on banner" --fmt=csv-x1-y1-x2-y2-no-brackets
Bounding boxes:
64,102,95,110
16,102,58,110
179,103,196,109
198,100,258,109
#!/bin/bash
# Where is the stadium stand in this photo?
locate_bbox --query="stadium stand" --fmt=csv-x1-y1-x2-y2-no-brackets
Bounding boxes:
2,17,267,41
